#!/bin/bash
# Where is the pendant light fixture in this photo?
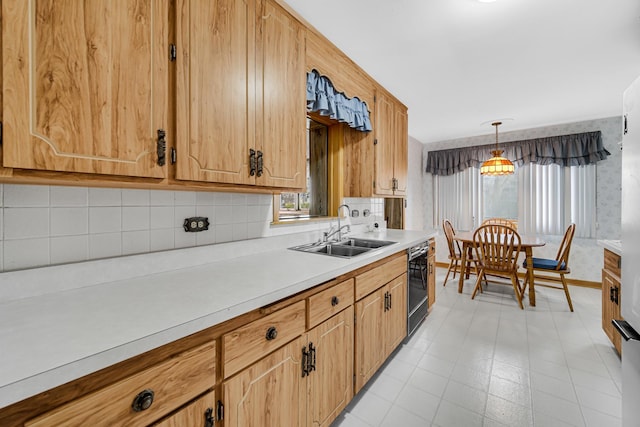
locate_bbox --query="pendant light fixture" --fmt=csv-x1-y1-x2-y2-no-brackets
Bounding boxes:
480,121,515,175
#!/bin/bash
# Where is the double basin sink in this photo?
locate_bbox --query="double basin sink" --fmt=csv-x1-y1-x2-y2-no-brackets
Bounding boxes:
289,237,396,258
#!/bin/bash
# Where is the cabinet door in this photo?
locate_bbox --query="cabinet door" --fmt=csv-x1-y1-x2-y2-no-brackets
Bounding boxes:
255,0,306,189
428,252,436,308
223,336,306,427
374,92,395,196
154,391,215,427
307,306,354,427
175,0,255,184
385,273,407,357
602,269,622,353
393,105,408,196
354,288,385,392
2,0,168,178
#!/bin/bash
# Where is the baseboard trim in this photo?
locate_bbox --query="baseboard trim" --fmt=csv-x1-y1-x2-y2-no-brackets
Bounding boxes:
435,262,601,289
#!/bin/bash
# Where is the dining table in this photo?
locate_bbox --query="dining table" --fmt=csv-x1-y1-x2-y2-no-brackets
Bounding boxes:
453,231,546,306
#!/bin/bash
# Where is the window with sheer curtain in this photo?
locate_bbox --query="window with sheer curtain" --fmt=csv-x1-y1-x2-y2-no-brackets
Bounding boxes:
433,163,597,238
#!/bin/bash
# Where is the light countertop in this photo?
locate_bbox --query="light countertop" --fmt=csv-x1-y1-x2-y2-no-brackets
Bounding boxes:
598,239,622,256
0,228,436,408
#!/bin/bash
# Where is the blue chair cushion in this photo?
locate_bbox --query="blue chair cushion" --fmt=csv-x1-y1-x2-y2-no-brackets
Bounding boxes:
523,257,566,270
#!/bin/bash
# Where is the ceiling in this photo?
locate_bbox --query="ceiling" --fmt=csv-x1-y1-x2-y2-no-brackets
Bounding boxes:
285,0,640,144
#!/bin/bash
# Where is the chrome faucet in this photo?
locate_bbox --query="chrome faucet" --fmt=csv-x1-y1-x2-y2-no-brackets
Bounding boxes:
322,204,351,242
336,204,351,241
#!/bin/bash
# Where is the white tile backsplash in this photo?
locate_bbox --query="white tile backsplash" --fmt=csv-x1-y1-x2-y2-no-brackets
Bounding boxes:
4,208,50,239
50,186,88,207
4,184,49,207
0,184,373,272
122,189,150,206
51,207,88,236
4,238,50,270
122,230,150,255
88,188,121,206
150,206,175,229
122,207,150,231
89,207,122,234
50,235,89,264
89,232,122,259
174,190,196,206
149,190,174,206
149,228,174,252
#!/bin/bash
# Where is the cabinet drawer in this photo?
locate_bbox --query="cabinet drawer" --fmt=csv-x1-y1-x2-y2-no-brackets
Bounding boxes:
604,249,621,277
25,342,216,427
355,255,406,300
307,278,354,328
223,300,306,378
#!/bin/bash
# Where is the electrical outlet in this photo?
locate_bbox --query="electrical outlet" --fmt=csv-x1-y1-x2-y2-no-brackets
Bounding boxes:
183,217,209,232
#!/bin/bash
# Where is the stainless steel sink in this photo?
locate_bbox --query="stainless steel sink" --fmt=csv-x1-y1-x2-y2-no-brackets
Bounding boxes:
313,244,371,257
288,238,396,258
338,238,396,249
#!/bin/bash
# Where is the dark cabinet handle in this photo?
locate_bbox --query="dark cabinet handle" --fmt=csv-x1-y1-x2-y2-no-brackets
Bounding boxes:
383,292,389,312
205,407,214,427
257,150,264,177
265,326,278,341
388,292,392,309
308,342,316,372
157,129,166,166
331,296,339,306
249,149,256,176
610,286,614,302
132,389,154,412
301,345,309,377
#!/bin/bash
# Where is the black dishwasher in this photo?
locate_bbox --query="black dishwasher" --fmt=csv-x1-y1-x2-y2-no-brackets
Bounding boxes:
407,241,430,337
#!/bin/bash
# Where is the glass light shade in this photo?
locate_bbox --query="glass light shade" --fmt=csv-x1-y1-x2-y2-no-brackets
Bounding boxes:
480,150,515,175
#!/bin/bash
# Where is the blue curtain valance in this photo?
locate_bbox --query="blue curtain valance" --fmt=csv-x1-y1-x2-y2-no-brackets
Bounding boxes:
425,131,610,176
306,69,372,132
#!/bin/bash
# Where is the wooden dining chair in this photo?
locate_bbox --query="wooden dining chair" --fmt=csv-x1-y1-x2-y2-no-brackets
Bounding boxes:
442,220,463,287
520,223,576,312
481,218,518,230
471,224,524,309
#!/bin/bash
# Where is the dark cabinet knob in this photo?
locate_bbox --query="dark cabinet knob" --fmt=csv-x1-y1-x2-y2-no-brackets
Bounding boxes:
331,296,339,306
132,389,154,412
266,326,278,341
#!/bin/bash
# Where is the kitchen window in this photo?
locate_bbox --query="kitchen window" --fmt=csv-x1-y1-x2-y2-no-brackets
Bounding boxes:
275,116,335,222
433,163,597,238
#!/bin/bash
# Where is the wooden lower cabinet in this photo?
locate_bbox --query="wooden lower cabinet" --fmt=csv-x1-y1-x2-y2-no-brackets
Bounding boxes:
153,391,216,427
222,306,354,427
602,268,622,354
306,306,354,427
223,336,307,427
428,239,436,309
24,342,216,427
354,272,408,392
385,274,408,356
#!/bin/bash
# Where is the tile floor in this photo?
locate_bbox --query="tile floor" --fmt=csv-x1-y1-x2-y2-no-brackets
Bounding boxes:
331,269,622,427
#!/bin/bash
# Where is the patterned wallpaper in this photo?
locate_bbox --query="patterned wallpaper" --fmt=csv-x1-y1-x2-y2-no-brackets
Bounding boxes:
421,116,623,282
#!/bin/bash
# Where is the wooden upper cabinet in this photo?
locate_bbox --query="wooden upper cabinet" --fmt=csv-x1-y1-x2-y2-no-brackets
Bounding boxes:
374,89,408,197
174,0,305,189
255,0,306,189
394,106,408,196
175,0,254,185
374,92,396,196
2,0,168,178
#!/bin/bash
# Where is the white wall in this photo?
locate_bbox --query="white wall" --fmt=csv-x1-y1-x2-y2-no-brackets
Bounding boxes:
0,183,383,272
405,136,426,231
421,116,622,282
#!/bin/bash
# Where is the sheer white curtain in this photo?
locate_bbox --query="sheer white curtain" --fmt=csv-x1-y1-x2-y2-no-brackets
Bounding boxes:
433,168,481,231
517,163,596,238
434,163,597,237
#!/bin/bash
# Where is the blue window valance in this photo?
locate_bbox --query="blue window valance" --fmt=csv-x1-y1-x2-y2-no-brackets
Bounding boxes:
426,131,610,176
306,69,372,132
